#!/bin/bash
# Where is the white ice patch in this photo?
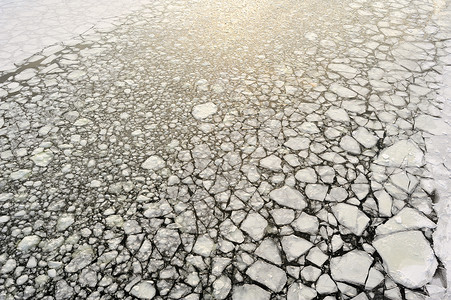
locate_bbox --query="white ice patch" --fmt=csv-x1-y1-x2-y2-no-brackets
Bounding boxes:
374,140,424,167
373,230,438,289
246,260,287,292
31,150,53,167
376,207,436,235
192,102,218,120
130,281,156,299
141,155,165,171
330,250,373,286
232,284,270,300
269,186,307,210
332,203,370,236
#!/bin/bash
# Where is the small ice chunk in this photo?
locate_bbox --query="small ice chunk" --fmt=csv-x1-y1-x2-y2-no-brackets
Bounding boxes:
374,190,393,217
192,102,217,120
330,250,373,285
295,168,317,183
316,274,338,294
67,70,86,80
241,213,268,241
130,281,156,299
213,276,232,299
270,208,295,225
10,169,31,180
232,284,270,300
154,228,181,257
287,282,317,300
31,150,53,167
305,184,328,201
291,212,319,234
73,118,91,126
269,186,307,210
142,155,165,171
281,235,314,261
340,135,361,155
17,235,41,252
326,107,350,122
56,214,74,231
220,219,244,243
255,239,282,265
332,203,370,236
284,137,311,150
352,127,378,148
246,260,287,292
193,235,215,257
306,247,328,267
1,258,16,274
15,69,37,81
326,187,348,202
330,83,357,98
260,155,282,171
64,245,94,273
365,268,384,290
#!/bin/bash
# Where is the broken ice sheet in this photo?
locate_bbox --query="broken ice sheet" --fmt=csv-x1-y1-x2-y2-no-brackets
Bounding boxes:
0,0,448,298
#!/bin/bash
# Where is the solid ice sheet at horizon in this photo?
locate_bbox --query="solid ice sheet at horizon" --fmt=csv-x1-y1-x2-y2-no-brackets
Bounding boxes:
0,0,153,72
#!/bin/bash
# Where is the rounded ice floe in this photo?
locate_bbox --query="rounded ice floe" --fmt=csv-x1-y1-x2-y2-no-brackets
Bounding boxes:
15,69,37,81
31,150,53,167
17,235,41,252
330,250,373,286
373,230,438,289
284,137,311,150
56,214,75,231
130,281,156,299
141,155,165,171
260,154,282,171
192,102,218,120
9,169,31,180
374,140,424,167
73,118,92,126
326,107,350,123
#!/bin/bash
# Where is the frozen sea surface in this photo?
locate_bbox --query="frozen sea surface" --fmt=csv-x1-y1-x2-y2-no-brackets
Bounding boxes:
0,0,450,299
